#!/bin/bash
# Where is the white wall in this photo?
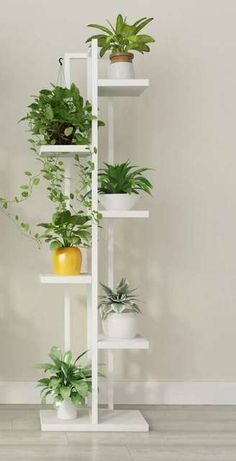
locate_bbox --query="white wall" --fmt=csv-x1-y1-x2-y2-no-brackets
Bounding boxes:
0,0,236,401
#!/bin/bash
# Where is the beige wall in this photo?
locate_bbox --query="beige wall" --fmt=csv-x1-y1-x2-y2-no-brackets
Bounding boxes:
0,0,236,386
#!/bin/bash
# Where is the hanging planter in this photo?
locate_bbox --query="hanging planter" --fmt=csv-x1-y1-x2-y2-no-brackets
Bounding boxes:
20,82,104,146
99,278,141,339
86,14,155,79
98,161,153,211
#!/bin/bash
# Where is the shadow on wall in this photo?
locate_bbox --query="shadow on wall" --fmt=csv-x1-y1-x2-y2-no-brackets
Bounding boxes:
110,217,197,382
0,268,40,382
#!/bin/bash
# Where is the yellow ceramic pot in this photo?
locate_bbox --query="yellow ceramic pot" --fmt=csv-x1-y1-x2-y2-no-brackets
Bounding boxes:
52,247,82,275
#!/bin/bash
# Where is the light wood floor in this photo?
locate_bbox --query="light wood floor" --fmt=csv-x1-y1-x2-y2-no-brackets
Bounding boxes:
0,405,236,460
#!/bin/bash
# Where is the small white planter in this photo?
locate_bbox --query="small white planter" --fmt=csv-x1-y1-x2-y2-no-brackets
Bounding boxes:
57,399,77,420
99,194,139,211
109,62,135,79
109,52,135,79
103,312,137,339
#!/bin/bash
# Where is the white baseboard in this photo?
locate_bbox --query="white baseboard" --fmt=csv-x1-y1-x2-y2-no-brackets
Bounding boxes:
0,381,236,405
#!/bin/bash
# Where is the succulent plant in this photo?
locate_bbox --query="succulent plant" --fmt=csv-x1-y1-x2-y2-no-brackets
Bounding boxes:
98,278,141,320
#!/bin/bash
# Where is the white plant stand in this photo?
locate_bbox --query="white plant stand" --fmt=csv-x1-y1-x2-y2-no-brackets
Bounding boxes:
39,40,150,432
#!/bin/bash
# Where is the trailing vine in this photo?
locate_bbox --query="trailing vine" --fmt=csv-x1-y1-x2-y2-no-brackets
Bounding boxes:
0,80,104,248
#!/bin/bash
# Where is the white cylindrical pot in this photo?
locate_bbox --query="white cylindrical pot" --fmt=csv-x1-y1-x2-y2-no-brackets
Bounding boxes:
103,312,137,339
57,399,77,420
99,194,139,211
109,52,135,79
109,62,135,79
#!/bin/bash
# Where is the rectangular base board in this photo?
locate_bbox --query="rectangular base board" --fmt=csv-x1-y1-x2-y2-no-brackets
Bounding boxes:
40,409,149,432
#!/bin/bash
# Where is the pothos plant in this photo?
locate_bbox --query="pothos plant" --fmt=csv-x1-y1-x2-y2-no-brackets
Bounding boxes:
0,82,104,246
38,209,91,250
20,83,104,147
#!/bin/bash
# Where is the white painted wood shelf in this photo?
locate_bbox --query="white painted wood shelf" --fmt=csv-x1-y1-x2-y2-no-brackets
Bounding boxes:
98,334,149,350
40,145,90,158
40,274,92,284
98,79,149,97
101,210,149,219
39,41,151,432
40,409,149,432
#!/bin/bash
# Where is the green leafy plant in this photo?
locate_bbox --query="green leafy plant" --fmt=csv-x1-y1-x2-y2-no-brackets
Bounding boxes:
86,14,155,57
38,209,91,250
98,161,153,195
37,346,92,407
98,278,141,320
20,83,104,146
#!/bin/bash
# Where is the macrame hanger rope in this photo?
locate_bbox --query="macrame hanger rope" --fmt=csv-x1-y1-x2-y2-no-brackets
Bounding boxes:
56,57,66,87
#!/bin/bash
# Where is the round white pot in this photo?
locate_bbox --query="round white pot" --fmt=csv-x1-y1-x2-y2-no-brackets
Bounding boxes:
109,52,135,79
57,399,77,420
103,312,137,339
99,194,139,211
109,62,135,79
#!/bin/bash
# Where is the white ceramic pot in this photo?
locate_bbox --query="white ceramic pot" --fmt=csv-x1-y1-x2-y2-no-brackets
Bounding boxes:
109,62,135,79
109,53,135,79
57,399,77,420
103,312,137,339
99,194,139,211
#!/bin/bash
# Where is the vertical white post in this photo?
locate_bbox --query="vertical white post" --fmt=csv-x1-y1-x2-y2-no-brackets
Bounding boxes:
108,224,114,288
107,350,114,410
91,39,98,425
107,221,114,410
107,87,115,411
64,291,71,351
63,55,71,353
63,159,71,352
86,47,92,364
108,98,114,164
64,54,71,89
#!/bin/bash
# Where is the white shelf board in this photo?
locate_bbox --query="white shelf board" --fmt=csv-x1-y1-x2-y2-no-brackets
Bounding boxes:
40,409,149,432
40,274,92,284
98,334,149,350
40,145,90,158
101,210,149,219
98,79,149,97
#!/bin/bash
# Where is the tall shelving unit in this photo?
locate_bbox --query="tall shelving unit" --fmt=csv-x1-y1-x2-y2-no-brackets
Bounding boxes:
39,40,150,432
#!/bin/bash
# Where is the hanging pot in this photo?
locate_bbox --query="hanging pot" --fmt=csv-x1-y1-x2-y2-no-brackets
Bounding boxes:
109,53,135,79
57,399,77,420
52,247,82,275
102,312,137,339
99,193,139,211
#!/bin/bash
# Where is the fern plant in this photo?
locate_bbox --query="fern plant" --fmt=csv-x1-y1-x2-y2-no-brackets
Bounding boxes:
98,161,153,195
37,347,92,407
86,14,155,57
98,278,141,320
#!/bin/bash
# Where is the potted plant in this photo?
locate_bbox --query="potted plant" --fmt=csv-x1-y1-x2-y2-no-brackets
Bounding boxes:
37,346,92,420
98,278,141,339
20,83,104,147
38,209,91,275
98,161,153,210
86,14,155,79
